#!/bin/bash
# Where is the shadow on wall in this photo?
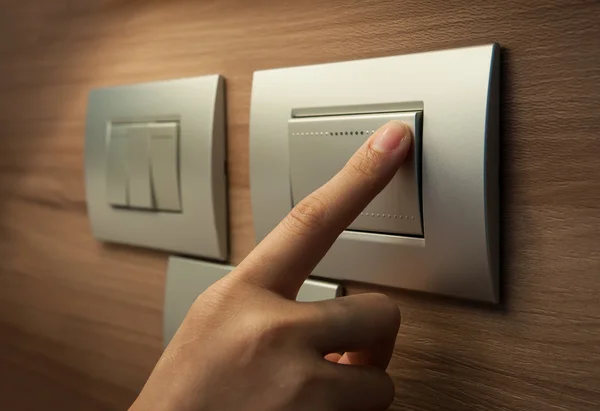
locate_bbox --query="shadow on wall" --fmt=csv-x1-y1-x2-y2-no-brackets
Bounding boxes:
0,0,170,222
0,1,175,408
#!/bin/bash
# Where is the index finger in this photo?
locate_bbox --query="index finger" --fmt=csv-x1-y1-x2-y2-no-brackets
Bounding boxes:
236,121,413,298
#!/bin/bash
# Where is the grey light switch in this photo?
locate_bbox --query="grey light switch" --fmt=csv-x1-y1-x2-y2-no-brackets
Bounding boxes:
126,127,153,209
149,123,181,212
106,126,128,207
289,111,423,237
85,75,228,260
250,44,500,302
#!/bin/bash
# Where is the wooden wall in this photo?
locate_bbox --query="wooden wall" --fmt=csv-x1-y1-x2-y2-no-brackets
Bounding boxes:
0,1,599,410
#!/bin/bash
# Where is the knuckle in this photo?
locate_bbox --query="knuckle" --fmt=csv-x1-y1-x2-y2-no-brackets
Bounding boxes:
285,361,326,402
189,287,227,317
346,148,381,181
283,195,330,236
251,312,299,349
231,315,288,359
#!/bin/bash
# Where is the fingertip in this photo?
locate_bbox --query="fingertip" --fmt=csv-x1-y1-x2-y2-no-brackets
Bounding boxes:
370,120,412,155
387,120,410,135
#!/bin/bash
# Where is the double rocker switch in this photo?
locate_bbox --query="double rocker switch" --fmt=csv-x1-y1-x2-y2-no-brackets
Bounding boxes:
106,122,181,212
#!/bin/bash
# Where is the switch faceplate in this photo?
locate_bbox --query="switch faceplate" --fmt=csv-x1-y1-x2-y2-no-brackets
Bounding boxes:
85,75,228,260
126,127,153,209
106,127,129,207
250,44,500,303
290,111,423,237
163,257,343,347
149,123,181,212
106,122,181,212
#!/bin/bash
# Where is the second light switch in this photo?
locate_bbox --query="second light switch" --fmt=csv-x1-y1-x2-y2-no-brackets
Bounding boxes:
149,123,181,212
106,122,181,212
86,75,227,260
127,126,153,209
106,126,129,207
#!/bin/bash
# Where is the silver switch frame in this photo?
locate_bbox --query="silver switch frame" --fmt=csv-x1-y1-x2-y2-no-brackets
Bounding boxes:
249,44,500,302
85,75,228,260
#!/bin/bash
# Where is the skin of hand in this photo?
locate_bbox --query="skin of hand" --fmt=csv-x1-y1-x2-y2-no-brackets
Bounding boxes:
130,121,413,411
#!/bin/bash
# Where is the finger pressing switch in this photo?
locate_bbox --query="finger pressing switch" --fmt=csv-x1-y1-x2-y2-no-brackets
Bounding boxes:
249,45,500,302
289,111,423,237
126,126,153,209
149,123,181,212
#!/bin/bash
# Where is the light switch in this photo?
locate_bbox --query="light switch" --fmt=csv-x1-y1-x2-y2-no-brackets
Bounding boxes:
106,125,128,207
249,44,500,302
289,111,422,237
149,123,181,212
126,127,153,209
85,75,228,260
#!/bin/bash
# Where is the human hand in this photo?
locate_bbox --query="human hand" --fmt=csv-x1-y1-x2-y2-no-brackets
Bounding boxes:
130,121,413,411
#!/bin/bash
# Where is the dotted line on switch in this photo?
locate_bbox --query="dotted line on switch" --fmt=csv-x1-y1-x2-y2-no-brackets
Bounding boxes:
291,130,377,136
360,213,415,220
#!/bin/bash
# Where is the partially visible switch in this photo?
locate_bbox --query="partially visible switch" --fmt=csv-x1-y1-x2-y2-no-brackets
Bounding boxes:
106,126,129,207
127,127,153,209
149,123,181,212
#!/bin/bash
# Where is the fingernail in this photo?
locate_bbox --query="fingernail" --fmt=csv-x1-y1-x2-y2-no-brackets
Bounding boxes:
371,121,411,153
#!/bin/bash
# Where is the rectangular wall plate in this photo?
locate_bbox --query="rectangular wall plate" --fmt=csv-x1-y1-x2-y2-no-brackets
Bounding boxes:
249,44,500,303
85,75,228,261
164,257,343,346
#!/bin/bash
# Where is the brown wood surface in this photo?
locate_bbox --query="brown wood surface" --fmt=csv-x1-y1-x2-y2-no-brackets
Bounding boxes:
0,0,599,410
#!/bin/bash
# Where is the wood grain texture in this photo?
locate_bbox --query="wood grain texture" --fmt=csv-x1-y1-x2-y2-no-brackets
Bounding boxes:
0,0,599,410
